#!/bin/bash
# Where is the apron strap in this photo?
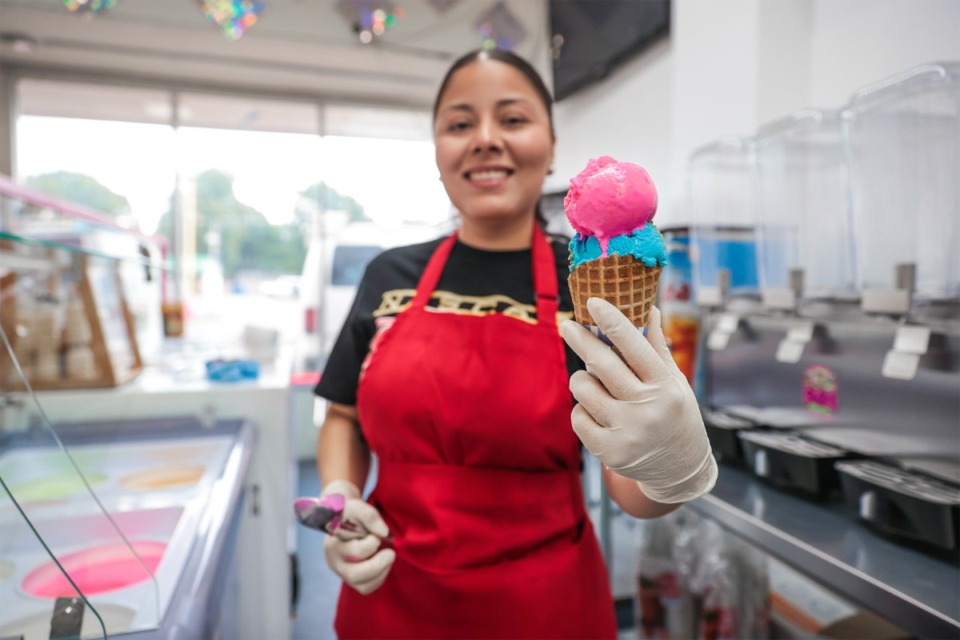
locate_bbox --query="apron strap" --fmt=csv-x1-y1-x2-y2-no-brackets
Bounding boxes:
532,224,559,328
410,225,559,328
411,231,458,309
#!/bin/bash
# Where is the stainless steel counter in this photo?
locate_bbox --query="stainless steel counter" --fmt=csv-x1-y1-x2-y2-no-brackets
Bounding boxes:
688,465,960,639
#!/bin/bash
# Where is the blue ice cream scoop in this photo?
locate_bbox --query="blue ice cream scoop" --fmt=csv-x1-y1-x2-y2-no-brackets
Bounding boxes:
568,223,669,271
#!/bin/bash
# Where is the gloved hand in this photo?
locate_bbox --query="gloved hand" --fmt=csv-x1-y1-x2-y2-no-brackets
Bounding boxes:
320,480,396,595
560,298,718,504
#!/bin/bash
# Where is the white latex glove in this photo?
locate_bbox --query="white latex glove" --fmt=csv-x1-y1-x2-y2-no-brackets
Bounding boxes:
560,298,718,504
320,480,396,595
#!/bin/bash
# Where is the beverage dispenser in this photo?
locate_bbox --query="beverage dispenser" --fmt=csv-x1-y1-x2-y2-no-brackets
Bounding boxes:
687,137,760,307
842,62,960,310
753,109,858,307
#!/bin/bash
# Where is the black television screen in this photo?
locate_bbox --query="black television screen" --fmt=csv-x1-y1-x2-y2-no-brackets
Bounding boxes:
549,0,670,101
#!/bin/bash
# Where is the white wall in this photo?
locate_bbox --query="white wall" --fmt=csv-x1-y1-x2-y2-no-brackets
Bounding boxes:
807,0,960,106
550,0,960,227
546,38,673,206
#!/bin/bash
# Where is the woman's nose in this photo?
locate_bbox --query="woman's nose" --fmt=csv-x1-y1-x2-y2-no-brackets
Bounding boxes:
473,120,502,152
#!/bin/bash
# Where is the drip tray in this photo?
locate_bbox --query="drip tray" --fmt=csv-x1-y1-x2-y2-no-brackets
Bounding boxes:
701,408,755,464
836,460,960,550
739,431,852,499
801,427,959,461
722,405,838,429
892,458,960,486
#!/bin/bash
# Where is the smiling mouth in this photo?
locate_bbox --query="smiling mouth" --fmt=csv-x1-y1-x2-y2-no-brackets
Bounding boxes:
466,169,513,183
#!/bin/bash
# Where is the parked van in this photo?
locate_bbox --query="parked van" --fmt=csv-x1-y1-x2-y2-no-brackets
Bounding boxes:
297,218,445,370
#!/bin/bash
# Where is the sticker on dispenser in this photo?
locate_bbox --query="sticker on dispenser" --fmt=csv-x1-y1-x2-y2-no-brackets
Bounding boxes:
802,364,838,415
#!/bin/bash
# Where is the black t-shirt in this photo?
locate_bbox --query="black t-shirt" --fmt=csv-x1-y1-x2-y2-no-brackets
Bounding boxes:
314,234,586,406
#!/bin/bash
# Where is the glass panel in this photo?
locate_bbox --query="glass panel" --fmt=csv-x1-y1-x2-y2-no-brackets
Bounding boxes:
842,63,960,300
1,187,163,638
753,109,857,299
171,124,320,352
301,135,451,359
14,78,451,370
318,135,451,226
687,137,761,302
16,115,177,238
0,406,157,639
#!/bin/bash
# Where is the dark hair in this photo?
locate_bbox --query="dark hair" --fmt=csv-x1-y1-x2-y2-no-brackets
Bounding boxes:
433,48,557,229
433,48,555,140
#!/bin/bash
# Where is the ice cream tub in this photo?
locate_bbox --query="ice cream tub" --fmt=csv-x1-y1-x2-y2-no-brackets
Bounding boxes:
0,505,198,637
0,435,234,520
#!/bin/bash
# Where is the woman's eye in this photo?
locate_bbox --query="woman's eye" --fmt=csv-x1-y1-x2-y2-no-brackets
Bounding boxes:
503,115,528,126
447,121,471,132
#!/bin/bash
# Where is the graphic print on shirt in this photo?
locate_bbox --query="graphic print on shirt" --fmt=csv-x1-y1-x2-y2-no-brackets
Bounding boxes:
372,288,574,324
360,288,574,381
359,315,397,379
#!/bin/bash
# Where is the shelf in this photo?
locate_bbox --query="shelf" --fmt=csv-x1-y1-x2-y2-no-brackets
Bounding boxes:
0,172,169,271
0,230,168,272
0,249,57,272
687,465,960,639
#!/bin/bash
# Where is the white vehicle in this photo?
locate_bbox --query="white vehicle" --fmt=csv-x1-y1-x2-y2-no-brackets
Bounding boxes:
298,218,445,370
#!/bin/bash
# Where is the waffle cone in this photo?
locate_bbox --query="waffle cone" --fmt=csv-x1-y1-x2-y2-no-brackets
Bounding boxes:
567,254,662,328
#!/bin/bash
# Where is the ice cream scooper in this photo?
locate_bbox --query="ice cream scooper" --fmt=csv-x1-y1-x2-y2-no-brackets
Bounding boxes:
293,495,395,549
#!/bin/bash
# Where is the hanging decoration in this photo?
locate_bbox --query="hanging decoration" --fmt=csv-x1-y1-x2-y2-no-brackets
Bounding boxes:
199,0,265,41
474,1,525,51
336,0,404,45
62,0,118,16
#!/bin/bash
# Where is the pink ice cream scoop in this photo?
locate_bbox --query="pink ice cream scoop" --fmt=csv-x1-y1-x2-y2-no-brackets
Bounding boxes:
564,156,659,248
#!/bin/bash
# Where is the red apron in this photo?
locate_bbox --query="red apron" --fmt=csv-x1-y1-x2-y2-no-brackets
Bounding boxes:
338,225,616,639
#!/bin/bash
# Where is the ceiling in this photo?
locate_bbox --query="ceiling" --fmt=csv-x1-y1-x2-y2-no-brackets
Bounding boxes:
0,0,553,109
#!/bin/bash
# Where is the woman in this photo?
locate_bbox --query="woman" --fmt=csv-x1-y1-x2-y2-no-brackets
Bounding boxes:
314,48,716,638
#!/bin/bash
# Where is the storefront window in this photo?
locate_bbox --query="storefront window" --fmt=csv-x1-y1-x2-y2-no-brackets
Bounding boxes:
12,77,450,365
16,117,176,236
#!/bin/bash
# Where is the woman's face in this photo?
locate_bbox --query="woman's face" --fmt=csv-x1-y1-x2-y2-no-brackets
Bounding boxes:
434,59,554,227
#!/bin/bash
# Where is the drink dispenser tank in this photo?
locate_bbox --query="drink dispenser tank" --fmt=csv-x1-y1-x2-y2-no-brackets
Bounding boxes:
753,109,858,301
687,137,761,306
842,62,960,302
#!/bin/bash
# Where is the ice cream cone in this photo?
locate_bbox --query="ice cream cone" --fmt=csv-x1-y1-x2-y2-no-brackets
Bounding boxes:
567,254,662,328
